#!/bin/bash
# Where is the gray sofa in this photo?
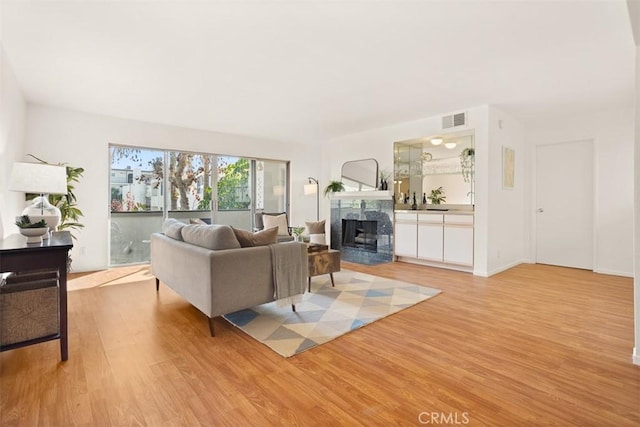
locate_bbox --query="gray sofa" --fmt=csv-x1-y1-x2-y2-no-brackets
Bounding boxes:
151,219,307,336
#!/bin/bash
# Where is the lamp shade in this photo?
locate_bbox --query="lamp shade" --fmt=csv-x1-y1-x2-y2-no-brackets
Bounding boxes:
304,183,317,195
9,162,68,195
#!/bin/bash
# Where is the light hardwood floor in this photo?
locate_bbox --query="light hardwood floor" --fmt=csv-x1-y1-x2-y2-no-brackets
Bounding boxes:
1,261,638,426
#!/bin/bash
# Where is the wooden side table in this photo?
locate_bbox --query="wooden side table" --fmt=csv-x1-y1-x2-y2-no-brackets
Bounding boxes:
0,231,73,361
307,249,340,292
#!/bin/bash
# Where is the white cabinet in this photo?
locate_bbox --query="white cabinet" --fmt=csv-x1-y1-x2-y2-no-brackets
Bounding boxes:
394,211,474,271
443,215,474,266
417,214,443,261
394,213,417,257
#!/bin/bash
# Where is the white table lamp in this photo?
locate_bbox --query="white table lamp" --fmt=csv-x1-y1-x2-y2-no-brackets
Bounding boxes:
9,162,68,239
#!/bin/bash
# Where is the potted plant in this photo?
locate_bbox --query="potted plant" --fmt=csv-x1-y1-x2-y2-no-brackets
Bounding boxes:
429,186,446,205
15,215,49,243
460,147,475,183
323,180,345,197
291,226,305,242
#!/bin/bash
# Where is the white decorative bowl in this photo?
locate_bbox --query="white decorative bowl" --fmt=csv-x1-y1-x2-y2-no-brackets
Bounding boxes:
19,227,49,244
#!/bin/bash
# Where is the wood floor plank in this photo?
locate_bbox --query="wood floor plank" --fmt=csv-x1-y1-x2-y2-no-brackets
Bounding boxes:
1,261,638,426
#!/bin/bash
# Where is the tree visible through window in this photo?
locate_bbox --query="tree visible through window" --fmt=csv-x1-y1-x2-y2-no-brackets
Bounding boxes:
217,157,250,210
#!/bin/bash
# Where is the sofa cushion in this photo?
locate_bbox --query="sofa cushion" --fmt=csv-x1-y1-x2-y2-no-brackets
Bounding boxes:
163,218,185,241
232,226,278,247
305,219,325,235
262,213,289,236
181,224,241,250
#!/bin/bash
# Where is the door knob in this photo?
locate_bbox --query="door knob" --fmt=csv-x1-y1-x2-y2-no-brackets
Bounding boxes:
537,208,544,213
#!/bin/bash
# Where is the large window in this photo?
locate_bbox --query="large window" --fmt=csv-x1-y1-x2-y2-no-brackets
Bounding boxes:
109,145,289,266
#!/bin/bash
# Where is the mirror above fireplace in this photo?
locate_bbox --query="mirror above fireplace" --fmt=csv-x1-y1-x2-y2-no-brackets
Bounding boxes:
341,158,379,191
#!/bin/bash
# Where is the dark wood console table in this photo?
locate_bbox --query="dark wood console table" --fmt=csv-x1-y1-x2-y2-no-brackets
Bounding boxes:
0,231,73,361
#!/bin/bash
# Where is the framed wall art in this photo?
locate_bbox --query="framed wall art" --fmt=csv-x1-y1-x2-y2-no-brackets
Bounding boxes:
502,146,515,189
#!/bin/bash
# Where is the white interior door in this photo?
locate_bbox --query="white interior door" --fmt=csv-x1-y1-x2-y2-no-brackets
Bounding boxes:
536,140,593,269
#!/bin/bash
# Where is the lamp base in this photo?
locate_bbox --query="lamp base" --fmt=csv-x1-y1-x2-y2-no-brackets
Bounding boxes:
21,196,61,239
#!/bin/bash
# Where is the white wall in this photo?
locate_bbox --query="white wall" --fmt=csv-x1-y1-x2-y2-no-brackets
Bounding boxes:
0,44,26,240
24,105,319,271
526,109,635,277
321,105,505,276
486,107,528,275
629,0,640,365
633,43,640,366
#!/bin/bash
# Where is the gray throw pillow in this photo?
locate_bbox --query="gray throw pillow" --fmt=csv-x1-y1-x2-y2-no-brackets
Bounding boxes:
232,226,278,247
163,218,185,241
305,219,325,235
181,224,241,250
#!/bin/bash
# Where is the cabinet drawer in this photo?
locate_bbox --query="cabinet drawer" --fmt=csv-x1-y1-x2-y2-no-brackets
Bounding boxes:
418,213,443,224
395,213,418,223
444,214,474,226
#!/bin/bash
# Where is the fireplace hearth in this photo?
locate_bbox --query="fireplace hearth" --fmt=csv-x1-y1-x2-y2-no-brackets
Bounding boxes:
330,192,394,265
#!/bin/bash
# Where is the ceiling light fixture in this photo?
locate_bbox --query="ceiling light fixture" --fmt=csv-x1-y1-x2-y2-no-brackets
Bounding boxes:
444,142,457,150
430,138,443,146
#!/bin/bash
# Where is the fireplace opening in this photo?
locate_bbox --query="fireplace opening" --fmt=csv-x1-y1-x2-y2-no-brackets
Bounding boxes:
342,219,378,252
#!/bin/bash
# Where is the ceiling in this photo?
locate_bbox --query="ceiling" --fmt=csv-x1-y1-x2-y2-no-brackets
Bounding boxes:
1,1,635,144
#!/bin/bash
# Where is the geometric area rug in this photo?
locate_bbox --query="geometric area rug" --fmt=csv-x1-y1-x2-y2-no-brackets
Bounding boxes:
223,270,441,357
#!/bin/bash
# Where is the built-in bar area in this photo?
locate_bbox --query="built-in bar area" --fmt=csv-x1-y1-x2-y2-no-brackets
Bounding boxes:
330,128,475,272
392,130,475,272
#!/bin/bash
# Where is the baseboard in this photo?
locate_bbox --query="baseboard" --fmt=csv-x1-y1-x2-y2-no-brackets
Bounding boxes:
593,268,634,278
485,259,527,277
633,347,640,366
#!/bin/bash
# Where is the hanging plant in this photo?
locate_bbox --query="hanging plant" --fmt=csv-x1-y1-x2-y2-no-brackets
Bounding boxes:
460,147,475,183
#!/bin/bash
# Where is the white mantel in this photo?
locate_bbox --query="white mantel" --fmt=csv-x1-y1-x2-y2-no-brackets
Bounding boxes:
330,190,393,200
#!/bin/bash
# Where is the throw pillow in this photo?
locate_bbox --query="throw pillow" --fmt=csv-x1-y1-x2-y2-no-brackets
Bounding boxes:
181,224,241,250
163,218,185,241
309,233,326,245
262,213,289,236
189,218,207,225
305,219,325,235
232,226,278,247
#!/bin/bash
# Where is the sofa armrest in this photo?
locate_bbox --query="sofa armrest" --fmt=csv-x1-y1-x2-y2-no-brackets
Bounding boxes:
208,245,275,317
151,233,214,316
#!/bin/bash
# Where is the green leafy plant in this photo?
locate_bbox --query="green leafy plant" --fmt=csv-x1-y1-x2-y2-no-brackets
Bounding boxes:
26,154,85,239
291,226,305,237
460,147,475,183
15,215,47,229
323,180,345,197
429,186,446,205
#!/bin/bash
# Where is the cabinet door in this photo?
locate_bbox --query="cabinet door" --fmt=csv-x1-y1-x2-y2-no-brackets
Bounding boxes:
443,225,474,266
394,214,417,257
417,215,443,261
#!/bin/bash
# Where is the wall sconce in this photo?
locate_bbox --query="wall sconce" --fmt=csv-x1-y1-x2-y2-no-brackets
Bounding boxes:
304,177,319,221
444,142,457,150
430,138,443,146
